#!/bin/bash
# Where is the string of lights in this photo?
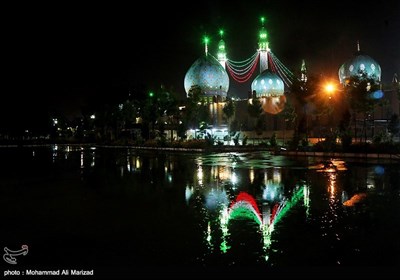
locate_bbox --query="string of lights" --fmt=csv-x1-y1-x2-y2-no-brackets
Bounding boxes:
226,53,259,83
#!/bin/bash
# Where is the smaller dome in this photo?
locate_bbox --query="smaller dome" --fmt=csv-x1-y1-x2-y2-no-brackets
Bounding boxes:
251,69,284,97
339,51,381,84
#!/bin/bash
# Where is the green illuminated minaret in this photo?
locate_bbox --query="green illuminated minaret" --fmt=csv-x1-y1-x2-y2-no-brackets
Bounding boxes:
258,16,269,73
217,29,227,69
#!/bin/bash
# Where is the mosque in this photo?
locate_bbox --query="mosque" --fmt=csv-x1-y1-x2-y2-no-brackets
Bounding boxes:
183,18,399,144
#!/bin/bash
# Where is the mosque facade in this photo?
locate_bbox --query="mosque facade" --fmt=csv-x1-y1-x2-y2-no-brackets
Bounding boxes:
183,19,399,145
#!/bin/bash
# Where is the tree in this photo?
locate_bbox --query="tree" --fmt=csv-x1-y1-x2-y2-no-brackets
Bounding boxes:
289,75,322,141
183,85,210,130
344,73,380,142
282,101,297,145
247,93,263,134
387,114,400,142
223,97,235,131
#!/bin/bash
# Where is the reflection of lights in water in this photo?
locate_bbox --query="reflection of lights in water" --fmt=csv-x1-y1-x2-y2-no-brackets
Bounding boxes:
135,157,141,170
220,166,230,181
127,156,131,172
303,185,310,217
329,173,336,199
91,152,95,167
343,193,367,206
341,191,348,204
231,172,238,185
366,177,375,189
80,151,84,169
273,168,281,182
197,166,203,186
315,159,347,173
52,145,58,163
374,166,385,175
249,169,255,184
164,161,174,173
262,181,283,202
167,174,172,183
185,185,194,204
65,146,70,159
205,188,229,210
32,150,35,157
206,222,212,244
321,169,341,261
331,160,347,171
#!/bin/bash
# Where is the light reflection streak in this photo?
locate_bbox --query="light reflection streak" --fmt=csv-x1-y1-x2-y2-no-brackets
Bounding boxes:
91,152,95,167
249,168,255,184
80,151,84,169
185,185,194,205
197,165,203,186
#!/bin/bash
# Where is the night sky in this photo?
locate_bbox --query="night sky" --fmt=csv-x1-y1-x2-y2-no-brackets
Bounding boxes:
3,1,399,132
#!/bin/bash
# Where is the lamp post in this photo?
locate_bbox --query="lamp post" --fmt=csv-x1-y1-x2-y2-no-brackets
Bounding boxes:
324,83,336,100
323,82,340,138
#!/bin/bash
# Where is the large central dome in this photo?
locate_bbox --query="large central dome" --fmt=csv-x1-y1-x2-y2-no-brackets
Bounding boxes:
184,54,229,97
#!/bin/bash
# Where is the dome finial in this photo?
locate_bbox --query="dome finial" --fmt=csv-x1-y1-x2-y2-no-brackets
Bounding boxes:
203,35,209,56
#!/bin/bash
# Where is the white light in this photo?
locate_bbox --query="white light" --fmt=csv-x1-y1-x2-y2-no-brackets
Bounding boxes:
90,114,95,119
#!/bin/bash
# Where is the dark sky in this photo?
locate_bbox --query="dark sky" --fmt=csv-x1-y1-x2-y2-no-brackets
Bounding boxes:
3,1,400,131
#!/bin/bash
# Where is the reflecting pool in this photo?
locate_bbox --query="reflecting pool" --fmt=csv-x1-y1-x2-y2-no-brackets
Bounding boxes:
1,146,399,277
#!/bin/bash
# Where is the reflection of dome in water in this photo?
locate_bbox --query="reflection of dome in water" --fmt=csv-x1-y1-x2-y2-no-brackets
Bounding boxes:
251,69,284,97
338,50,381,84
261,95,286,114
205,188,229,210
184,54,229,97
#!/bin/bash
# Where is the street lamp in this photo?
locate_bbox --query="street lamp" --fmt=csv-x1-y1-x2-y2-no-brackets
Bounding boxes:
324,83,336,100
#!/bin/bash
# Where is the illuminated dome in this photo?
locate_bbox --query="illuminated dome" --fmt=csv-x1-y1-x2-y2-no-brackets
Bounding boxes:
251,69,284,97
184,54,229,97
339,49,381,84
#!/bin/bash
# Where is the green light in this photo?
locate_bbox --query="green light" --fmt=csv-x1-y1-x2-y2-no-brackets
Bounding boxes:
260,17,265,24
149,92,154,97
219,29,224,37
229,206,262,225
203,36,209,44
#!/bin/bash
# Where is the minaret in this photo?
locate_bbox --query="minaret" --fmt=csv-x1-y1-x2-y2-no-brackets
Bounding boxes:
258,17,269,73
393,73,398,84
217,29,227,69
301,59,307,82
